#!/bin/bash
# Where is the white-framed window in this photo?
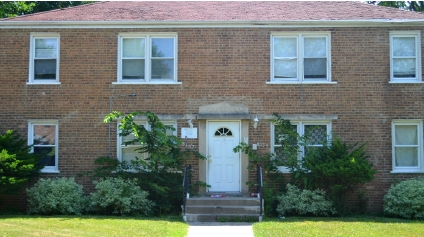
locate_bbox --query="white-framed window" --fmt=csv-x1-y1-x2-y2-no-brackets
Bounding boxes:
28,33,60,84
28,120,59,173
116,33,178,84
392,120,423,173
271,32,331,83
271,121,331,172
117,121,177,165
390,31,422,83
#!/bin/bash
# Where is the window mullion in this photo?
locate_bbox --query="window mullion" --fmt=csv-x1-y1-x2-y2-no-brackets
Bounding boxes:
146,35,151,82
299,35,303,82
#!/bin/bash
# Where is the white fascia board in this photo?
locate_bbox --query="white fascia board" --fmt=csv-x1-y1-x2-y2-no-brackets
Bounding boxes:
1,19,424,29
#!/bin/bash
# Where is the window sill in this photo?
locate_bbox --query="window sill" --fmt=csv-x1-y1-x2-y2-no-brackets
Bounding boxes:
112,82,182,85
40,169,60,174
266,81,337,85
27,82,61,85
389,81,424,84
390,170,424,174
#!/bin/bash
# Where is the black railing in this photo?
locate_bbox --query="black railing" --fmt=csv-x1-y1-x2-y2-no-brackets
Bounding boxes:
182,164,191,216
257,164,264,217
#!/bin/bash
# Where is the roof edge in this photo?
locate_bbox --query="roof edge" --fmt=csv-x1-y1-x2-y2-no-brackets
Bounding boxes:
1,19,424,29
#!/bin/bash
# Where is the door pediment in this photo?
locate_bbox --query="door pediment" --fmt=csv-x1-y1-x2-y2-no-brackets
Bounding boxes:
198,102,250,119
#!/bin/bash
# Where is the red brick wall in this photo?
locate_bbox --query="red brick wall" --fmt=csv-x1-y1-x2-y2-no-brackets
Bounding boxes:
1,26,424,213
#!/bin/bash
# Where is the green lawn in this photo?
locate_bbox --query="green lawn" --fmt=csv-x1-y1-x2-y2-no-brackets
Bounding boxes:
253,216,424,237
0,215,188,237
2,215,424,237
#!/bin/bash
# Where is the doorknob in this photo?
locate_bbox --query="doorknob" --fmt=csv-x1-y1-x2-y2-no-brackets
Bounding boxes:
209,159,212,163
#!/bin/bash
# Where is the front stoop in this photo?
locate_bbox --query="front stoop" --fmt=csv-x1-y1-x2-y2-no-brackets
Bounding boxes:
182,196,263,222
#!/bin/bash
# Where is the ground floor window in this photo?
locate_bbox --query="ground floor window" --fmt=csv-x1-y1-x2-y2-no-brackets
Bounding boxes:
271,121,331,172
117,121,177,165
392,120,423,173
28,120,59,173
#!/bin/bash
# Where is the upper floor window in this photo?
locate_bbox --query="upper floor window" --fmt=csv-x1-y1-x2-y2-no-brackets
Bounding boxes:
117,33,178,84
29,33,60,84
390,31,422,83
28,120,59,173
271,121,331,172
392,120,423,173
271,32,331,83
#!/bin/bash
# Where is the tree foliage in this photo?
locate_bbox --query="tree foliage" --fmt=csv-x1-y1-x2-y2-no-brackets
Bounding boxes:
367,1,424,12
0,1,95,18
0,129,44,195
83,111,205,215
272,115,376,215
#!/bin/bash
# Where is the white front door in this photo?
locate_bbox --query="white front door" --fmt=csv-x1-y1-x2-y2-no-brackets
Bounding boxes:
207,121,240,192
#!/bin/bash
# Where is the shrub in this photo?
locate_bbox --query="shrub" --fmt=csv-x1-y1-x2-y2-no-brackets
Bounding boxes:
88,177,154,216
384,178,424,219
26,177,86,215
0,129,44,195
277,184,336,217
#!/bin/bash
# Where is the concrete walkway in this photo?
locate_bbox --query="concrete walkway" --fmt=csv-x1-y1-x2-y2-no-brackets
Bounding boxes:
187,222,254,237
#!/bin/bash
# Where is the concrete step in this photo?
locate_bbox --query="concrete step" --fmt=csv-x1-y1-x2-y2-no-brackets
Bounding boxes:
185,214,260,222
186,197,260,206
183,196,263,222
185,205,260,214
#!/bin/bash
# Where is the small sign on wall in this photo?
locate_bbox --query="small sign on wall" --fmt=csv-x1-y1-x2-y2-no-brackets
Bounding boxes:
181,128,198,139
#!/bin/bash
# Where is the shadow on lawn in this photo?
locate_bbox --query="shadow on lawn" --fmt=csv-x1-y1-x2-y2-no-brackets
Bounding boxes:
263,215,424,224
0,214,186,223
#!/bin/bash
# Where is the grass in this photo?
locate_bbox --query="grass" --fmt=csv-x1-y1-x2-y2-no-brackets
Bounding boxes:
253,216,424,237
2,215,424,237
0,215,188,237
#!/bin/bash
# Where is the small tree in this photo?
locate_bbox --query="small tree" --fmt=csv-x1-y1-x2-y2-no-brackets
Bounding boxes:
270,115,376,214
96,111,205,215
0,129,44,195
282,130,377,214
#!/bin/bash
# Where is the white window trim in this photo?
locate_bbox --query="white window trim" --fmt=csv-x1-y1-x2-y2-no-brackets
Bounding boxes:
389,31,422,83
391,120,424,173
115,33,179,85
116,121,177,164
271,121,331,173
28,120,59,173
270,32,332,84
28,33,61,85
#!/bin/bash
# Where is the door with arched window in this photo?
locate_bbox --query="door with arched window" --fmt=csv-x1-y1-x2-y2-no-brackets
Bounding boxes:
207,121,241,192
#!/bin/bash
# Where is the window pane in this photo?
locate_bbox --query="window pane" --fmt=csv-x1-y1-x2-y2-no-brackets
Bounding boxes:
393,37,416,57
151,59,174,79
33,125,56,145
274,38,297,57
304,58,327,79
123,38,145,57
393,58,416,78
165,125,175,136
274,124,297,144
304,37,326,58
34,146,55,166
35,38,57,58
274,146,290,166
305,125,327,145
274,59,297,78
34,59,56,79
395,147,418,166
122,147,146,164
395,125,418,145
152,38,174,57
122,59,145,79
122,132,138,144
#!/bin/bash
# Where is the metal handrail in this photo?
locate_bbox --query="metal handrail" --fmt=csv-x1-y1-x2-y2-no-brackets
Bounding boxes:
257,165,263,217
182,164,191,217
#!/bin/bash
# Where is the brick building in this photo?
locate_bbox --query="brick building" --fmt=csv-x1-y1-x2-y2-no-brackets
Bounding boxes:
1,1,424,213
